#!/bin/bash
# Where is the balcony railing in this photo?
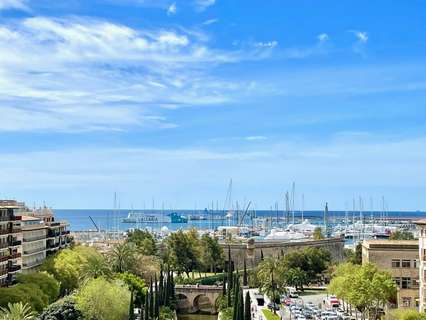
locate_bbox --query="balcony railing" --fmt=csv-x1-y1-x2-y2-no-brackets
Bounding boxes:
23,260,43,268
0,255,9,263
0,243,8,249
24,247,46,255
0,269,7,276
10,240,21,247
10,253,21,259
23,235,45,242
8,265,21,273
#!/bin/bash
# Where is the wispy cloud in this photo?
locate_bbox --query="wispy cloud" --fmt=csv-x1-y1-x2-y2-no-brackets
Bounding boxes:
351,30,368,43
2,134,426,209
167,2,176,15
202,18,218,26
0,0,28,10
317,33,329,43
254,41,278,48
194,0,215,11
244,136,267,141
0,16,275,132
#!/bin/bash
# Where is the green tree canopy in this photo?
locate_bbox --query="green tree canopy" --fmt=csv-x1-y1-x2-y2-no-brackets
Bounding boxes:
38,296,83,320
163,230,199,277
0,283,48,313
17,272,60,304
200,234,224,273
108,242,137,274
328,263,396,318
41,246,103,294
75,278,130,320
257,257,285,302
313,227,324,240
127,229,157,256
389,230,415,240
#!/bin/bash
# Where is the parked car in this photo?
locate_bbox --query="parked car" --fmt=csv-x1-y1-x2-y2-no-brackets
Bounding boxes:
267,302,280,311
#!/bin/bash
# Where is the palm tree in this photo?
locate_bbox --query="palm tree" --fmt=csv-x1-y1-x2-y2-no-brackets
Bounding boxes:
0,302,36,320
109,242,136,273
257,257,284,313
80,254,112,282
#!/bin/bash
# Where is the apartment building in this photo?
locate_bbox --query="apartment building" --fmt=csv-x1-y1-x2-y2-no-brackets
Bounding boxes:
21,216,47,273
0,200,24,286
0,200,71,286
29,207,71,256
362,240,419,309
415,219,426,312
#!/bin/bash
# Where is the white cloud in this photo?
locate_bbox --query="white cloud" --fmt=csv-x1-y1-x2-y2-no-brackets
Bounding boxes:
194,0,215,11
167,2,176,15
0,16,272,132
317,33,329,43
2,135,426,209
202,18,218,26
0,0,28,11
350,30,368,43
254,41,278,48
245,136,267,141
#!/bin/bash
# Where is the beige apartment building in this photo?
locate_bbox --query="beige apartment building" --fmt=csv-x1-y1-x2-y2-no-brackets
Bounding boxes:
0,200,24,286
362,240,419,309
21,216,47,273
415,219,426,312
0,200,71,286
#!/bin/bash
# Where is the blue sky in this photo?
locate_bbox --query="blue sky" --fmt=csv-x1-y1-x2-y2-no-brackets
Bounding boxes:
0,0,426,210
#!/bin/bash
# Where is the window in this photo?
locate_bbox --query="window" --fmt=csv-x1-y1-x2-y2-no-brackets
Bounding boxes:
394,277,401,287
402,297,412,307
392,259,401,268
402,260,411,268
414,260,418,268
401,277,411,289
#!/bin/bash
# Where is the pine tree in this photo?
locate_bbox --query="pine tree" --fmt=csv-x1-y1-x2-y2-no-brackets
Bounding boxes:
243,259,248,287
244,291,251,320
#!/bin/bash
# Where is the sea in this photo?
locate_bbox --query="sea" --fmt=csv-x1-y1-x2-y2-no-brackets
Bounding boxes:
53,209,426,232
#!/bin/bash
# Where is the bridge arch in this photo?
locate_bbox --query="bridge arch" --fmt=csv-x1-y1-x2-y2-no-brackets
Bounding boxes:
193,294,215,314
176,293,191,313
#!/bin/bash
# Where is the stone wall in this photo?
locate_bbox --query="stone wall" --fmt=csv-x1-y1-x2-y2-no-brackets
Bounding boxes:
220,237,345,269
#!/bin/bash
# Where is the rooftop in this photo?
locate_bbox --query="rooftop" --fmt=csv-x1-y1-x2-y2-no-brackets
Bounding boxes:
414,219,426,226
363,239,418,250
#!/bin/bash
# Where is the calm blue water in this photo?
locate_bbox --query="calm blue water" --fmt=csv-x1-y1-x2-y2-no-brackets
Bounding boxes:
54,209,426,231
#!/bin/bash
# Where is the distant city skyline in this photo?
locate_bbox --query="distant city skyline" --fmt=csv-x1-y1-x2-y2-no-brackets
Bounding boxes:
0,1,425,210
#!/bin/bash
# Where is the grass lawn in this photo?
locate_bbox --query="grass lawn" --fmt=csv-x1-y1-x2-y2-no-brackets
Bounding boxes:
262,309,281,320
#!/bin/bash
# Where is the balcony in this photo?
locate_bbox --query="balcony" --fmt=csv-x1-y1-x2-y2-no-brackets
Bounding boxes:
23,247,46,255
0,243,8,249
23,235,45,242
8,265,21,273
10,253,21,259
0,256,9,263
0,269,7,277
23,260,43,269
10,240,21,247
11,216,22,221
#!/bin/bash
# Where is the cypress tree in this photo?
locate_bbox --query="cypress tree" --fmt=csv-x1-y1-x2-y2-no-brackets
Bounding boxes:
227,246,233,290
244,291,251,320
129,290,135,320
164,271,170,307
243,259,248,287
144,292,149,320
232,287,239,320
238,289,244,320
154,275,159,319
260,249,264,261
222,273,227,296
170,271,176,310
159,267,164,306
149,278,154,319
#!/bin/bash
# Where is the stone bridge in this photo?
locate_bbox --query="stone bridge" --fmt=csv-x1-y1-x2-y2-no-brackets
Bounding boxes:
175,285,222,314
